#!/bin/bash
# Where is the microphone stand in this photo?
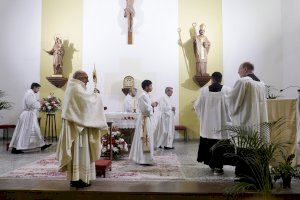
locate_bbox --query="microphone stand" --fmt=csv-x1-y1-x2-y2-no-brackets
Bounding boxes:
280,86,300,92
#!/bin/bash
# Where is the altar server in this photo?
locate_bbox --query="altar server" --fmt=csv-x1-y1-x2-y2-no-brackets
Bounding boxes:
123,88,137,113
9,83,51,154
129,80,158,165
56,71,107,188
156,87,175,149
226,62,268,141
194,72,231,175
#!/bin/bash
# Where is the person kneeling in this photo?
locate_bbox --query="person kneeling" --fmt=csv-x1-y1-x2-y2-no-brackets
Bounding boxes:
9,83,51,154
194,72,231,175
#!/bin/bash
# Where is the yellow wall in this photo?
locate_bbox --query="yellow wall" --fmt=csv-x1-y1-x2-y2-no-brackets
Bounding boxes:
179,0,223,139
38,0,222,139
40,0,83,133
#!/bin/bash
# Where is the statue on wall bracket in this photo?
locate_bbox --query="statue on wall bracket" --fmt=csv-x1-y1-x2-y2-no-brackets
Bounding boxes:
44,35,68,88
124,0,135,45
192,23,211,87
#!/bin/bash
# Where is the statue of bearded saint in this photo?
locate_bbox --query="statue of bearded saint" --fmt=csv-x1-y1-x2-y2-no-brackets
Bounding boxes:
124,0,135,32
46,36,64,75
193,23,211,76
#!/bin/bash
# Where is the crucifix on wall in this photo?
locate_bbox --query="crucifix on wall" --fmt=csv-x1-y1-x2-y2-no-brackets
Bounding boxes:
124,0,135,44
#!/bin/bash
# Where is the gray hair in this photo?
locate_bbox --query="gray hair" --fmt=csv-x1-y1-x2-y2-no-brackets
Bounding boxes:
73,70,87,79
165,87,173,93
129,88,137,93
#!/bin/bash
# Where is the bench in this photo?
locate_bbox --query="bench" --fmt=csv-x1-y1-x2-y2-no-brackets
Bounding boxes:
95,159,112,178
175,125,188,142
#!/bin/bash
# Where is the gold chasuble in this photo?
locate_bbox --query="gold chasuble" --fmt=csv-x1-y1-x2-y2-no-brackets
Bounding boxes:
56,78,107,183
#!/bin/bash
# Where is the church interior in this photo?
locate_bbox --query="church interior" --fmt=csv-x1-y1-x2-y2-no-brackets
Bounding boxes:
0,0,300,199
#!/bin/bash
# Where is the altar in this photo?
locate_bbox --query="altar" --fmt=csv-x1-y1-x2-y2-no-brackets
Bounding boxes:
105,112,139,146
267,99,299,163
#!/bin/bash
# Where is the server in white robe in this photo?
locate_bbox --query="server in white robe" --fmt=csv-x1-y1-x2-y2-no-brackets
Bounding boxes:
156,87,175,149
194,72,231,175
123,88,137,113
129,80,158,165
226,62,268,141
56,71,107,188
9,83,51,154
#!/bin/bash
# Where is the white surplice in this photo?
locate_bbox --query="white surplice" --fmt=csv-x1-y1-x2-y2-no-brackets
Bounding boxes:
156,95,175,148
56,78,108,184
226,77,269,140
9,89,45,150
194,86,231,139
123,94,136,113
129,91,155,165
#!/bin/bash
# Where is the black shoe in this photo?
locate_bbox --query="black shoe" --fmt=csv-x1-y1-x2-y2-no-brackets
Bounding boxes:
70,180,91,188
158,146,162,149
11,148,24,154
164,146,174,150
41,144,52,151
78,179,91,188
70,181,79,187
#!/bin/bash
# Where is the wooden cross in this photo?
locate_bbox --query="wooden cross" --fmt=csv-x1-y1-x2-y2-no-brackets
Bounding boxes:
124,0,135,44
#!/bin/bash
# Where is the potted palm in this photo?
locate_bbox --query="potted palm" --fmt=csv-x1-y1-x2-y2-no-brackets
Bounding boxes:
212,119,287,197
271,153,300,188
0,90,12,110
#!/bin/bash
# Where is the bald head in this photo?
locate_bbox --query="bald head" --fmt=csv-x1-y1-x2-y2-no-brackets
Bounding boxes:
238,62,254,78
73,70,89,85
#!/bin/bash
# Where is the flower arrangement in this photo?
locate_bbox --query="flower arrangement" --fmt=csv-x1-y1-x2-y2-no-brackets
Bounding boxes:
101,131,128,160
40,93,61,113
266,85,281,99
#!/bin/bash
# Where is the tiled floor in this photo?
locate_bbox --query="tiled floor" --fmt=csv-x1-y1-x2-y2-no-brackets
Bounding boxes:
0,139,235,181
0,139,56,175
1,139,300,200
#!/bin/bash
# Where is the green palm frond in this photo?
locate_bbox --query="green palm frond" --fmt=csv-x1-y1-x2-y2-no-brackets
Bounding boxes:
0,90,5,98
0,90,13,110
225,182,257,196
212,119,288,196
0,101,12,110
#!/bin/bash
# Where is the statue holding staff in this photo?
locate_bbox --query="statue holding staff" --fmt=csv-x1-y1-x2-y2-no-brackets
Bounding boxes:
192,23,211,76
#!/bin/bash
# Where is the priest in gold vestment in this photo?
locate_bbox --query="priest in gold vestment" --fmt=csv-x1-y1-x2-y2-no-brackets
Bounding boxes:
56,71,107,188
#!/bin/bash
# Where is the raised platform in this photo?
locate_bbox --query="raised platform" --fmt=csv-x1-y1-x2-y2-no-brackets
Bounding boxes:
0,179,300,200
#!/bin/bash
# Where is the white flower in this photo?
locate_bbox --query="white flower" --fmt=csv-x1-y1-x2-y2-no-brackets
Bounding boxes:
119,138,124,143
47,106,52,110
124,146,128,152
113,147,119,152
101,147,107,153
47,95,51,99
45,102,50,106
118,144,123,149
